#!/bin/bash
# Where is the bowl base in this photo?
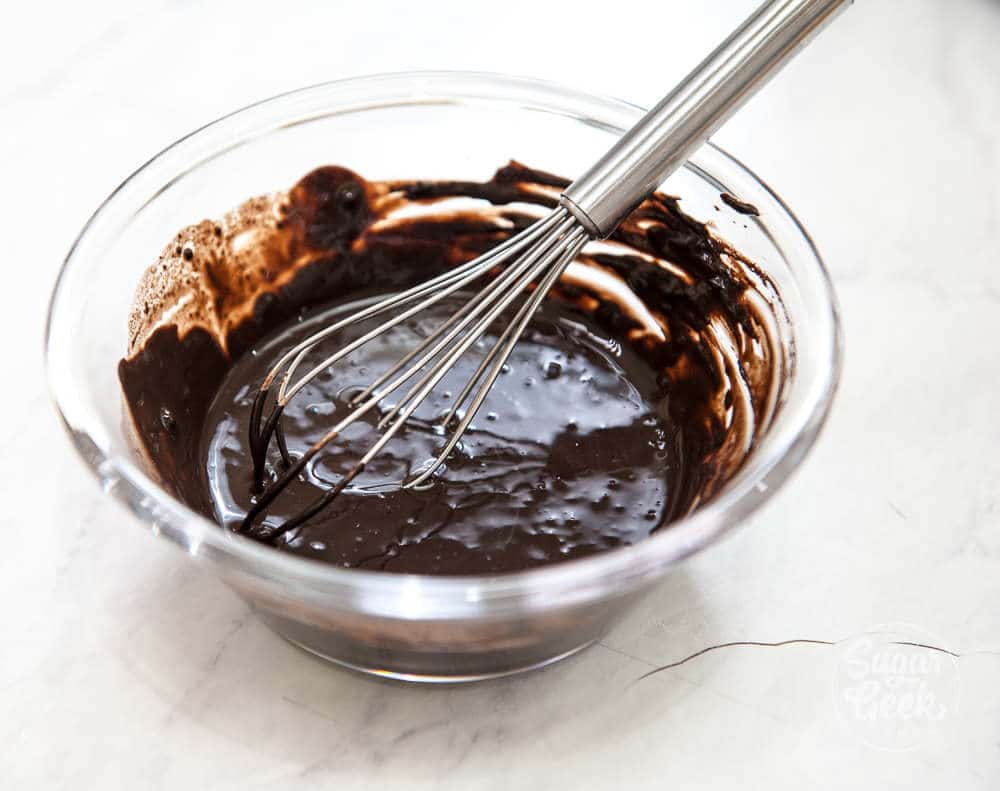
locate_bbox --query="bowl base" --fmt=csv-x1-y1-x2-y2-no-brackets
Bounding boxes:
278,631,598,683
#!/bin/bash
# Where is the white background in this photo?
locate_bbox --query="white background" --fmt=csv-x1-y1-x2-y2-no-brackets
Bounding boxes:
2,0,999,788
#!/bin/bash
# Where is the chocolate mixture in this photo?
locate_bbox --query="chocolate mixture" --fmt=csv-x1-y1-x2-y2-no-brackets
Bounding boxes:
119,162,784,575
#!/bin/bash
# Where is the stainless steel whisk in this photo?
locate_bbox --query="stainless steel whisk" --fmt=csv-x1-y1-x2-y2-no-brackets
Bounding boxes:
241,0,849,537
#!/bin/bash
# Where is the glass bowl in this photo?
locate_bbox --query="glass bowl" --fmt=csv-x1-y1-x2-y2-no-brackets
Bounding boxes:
46,72,841,682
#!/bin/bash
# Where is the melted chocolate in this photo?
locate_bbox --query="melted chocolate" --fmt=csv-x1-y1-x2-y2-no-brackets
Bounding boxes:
205,297,673,572
119,162,782,575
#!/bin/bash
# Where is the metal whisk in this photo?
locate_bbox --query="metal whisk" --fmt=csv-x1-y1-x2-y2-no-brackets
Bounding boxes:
240,0,849,537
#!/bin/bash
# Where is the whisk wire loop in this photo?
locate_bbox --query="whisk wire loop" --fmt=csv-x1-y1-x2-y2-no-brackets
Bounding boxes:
240,209,585,538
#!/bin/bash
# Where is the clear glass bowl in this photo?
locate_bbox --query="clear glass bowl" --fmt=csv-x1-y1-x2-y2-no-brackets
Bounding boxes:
46,72,841,682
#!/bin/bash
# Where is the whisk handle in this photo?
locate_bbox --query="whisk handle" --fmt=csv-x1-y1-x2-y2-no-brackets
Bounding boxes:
560,0,851,237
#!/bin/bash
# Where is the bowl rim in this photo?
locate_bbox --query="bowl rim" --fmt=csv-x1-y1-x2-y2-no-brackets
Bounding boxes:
45,70,842,614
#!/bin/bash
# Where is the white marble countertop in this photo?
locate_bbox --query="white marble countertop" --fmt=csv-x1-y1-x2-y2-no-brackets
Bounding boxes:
3,0,999,787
